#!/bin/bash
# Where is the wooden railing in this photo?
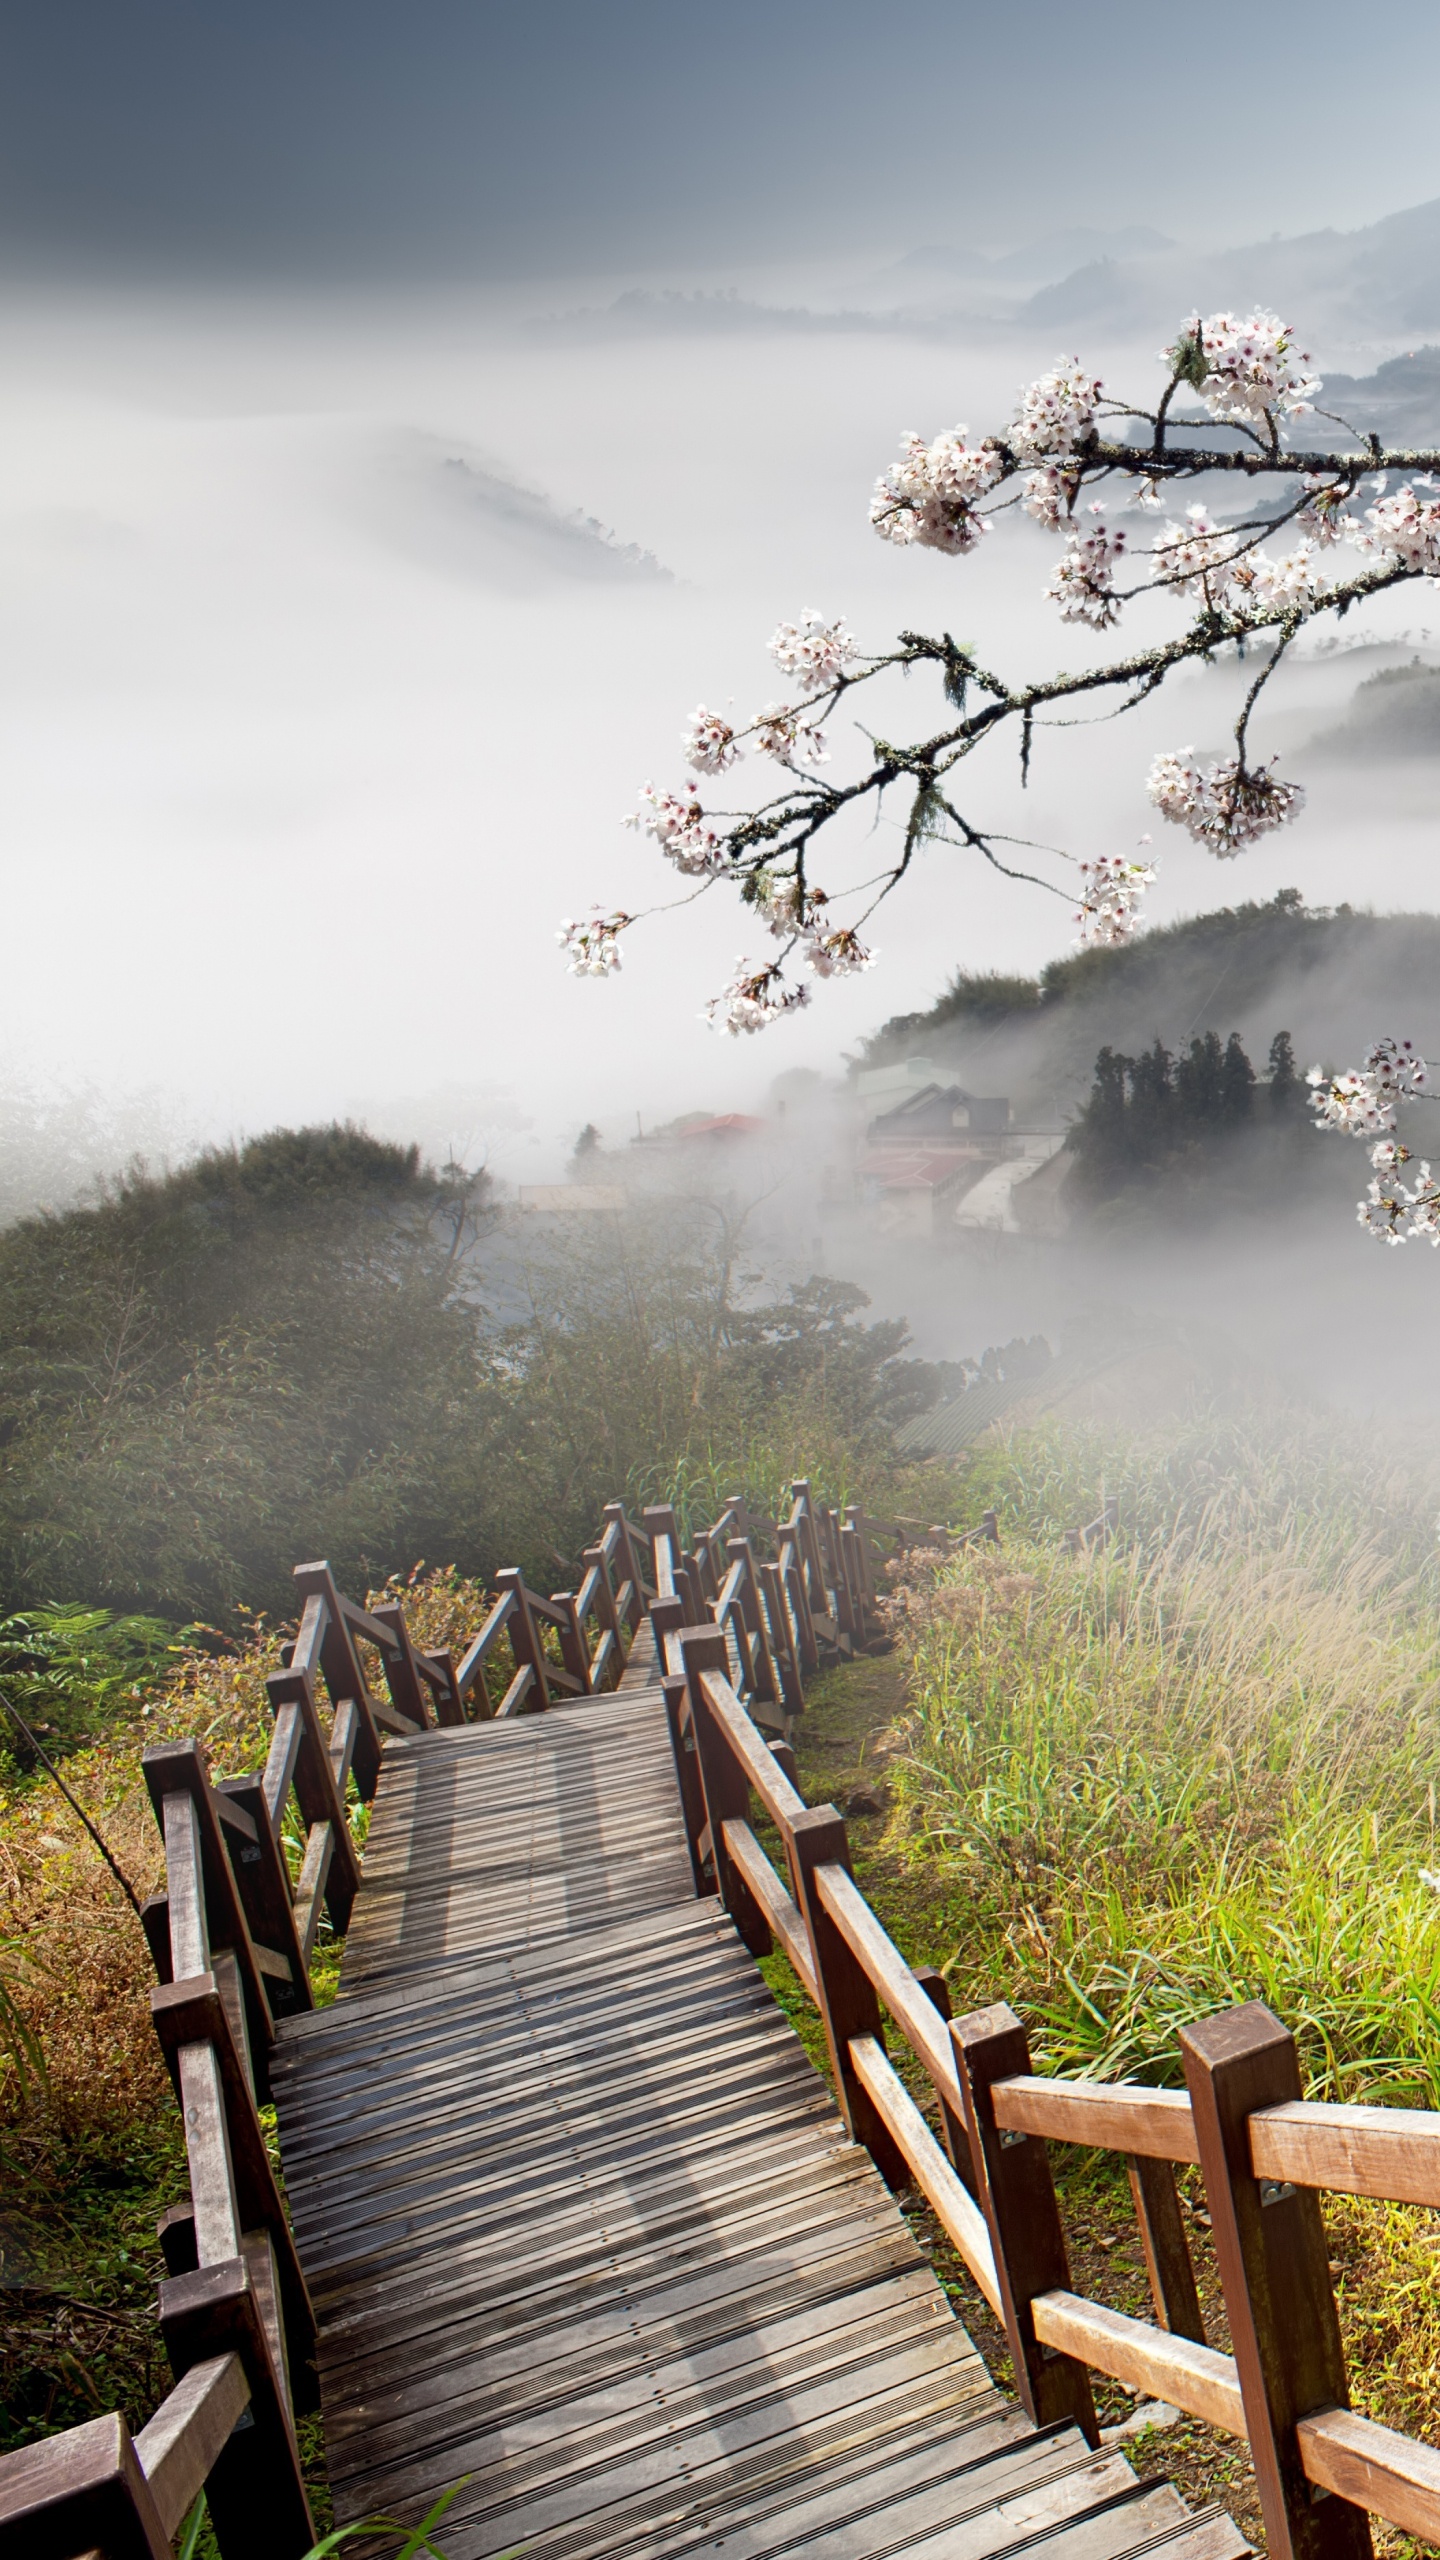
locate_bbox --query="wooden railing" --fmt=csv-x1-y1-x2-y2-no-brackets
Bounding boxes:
0,1505,650,2560
659,1590,1440,2560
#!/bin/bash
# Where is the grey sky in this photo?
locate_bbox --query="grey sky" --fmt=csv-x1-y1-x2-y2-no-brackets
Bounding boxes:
3,2,1439,280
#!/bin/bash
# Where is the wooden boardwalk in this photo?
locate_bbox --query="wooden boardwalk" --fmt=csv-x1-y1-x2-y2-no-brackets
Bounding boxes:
271,1639,1247,2560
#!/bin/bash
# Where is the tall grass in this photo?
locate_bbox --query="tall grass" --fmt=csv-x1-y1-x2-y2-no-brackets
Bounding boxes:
886,1413,1440,2100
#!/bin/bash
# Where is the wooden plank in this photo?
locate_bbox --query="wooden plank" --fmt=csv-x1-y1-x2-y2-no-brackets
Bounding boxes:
1031,2293,1245,2436
722,1820,815,1996
133,2352,250,2540
815,1858,960,2104
696,1667,805,1827
785,1812,904,2185
1251,2097,1440,2207
850,2032,1000,2310
1299,2406,1440,2546
992,2073,1198,2163
0,2411,171,2560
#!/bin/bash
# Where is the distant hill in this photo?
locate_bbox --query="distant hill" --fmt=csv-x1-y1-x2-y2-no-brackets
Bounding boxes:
1308,660,1440,760
1018,198,1440,355
856,893,1440,1127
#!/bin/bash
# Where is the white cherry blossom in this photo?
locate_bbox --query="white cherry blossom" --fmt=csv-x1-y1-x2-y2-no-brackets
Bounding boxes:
768,611,856,696
683,705,741,774
1147,748,1304,854
1167,310,1318,426
1075,856,1156,948
1023,465,1082,529
557,912,631,977
871,427,1003,553
752,702,829,765
1356,483,1440,576
625,783,726,875
1296,476,1361,547
704,961,812,1035
1011,358,1102,461
801,925,876,978
1046,507,1126,626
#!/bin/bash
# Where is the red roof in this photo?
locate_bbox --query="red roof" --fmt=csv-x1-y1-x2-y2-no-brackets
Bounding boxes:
677,1114,768,1139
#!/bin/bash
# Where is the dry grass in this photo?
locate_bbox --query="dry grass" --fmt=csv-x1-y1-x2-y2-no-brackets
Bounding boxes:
0,1569,494,2456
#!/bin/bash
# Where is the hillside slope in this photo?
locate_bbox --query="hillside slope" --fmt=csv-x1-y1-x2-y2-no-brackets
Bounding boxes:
858,894,1440,1127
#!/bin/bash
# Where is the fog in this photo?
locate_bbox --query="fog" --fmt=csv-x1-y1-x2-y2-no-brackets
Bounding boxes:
9,39,1440,1418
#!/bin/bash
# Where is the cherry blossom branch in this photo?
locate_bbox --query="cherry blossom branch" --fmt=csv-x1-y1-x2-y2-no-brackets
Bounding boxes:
564,308,1440,1034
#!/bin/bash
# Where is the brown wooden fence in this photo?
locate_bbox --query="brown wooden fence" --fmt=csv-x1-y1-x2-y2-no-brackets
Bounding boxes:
657,1496,1440,2560
0,1502,656,2559
8,1478,1440,2559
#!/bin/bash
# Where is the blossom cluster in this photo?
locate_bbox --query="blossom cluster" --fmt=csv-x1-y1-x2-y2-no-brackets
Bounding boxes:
1308,1038,1429,1135
1166,309,1318,426
1023,464,1082,528
1045,507,1126,627
1306,1040,1440,1240
1150,509,1327,621
1359,1156,1440,1246
1357,482,1440,576
871,427,1004,554
1011,358,1102,460
768,610,856,695
682,705,741,774
704,960,812,1036
752,702,828,765
626,783,725,875
557,911,632,977
1146,748,1305,856
1075,855,1156,949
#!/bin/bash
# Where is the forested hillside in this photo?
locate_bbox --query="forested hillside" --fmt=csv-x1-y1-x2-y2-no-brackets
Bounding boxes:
859,892,1440,1128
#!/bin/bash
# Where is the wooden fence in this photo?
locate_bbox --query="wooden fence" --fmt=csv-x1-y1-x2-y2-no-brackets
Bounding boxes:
657,1504,1440,2560
10,1477,1440,2560
0,1502,656,2560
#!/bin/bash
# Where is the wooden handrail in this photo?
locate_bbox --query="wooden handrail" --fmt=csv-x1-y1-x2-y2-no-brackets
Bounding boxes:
133,2354,252,2540
0,1492,652,2554
662,1570,1440,2558
849,2034,999,2312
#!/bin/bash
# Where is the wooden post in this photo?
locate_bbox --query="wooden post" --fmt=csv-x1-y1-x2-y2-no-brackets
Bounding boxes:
1181,2003,1372,2560
291,1563,385,1798
844,1503,876,1605
145,1750,278,2097
727,1540,778,1706
494,1568,552,1708
780,1541,820,1673
583,1540,627,1681
1127,2154,1206,2343
603,1501,649,1626
913,1964,977,2191
768,1738,800,1792
785,1805,906,2187
550,1591,593,1693
649,1592,686,1682
758,1559,806,1715
369,1600,434,1729
262,1664,362,1933
159,2257,314,2559
213,1777,310,2019
679,1630,772,1957
950,2002,1098,2439
661,1672,714,1897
